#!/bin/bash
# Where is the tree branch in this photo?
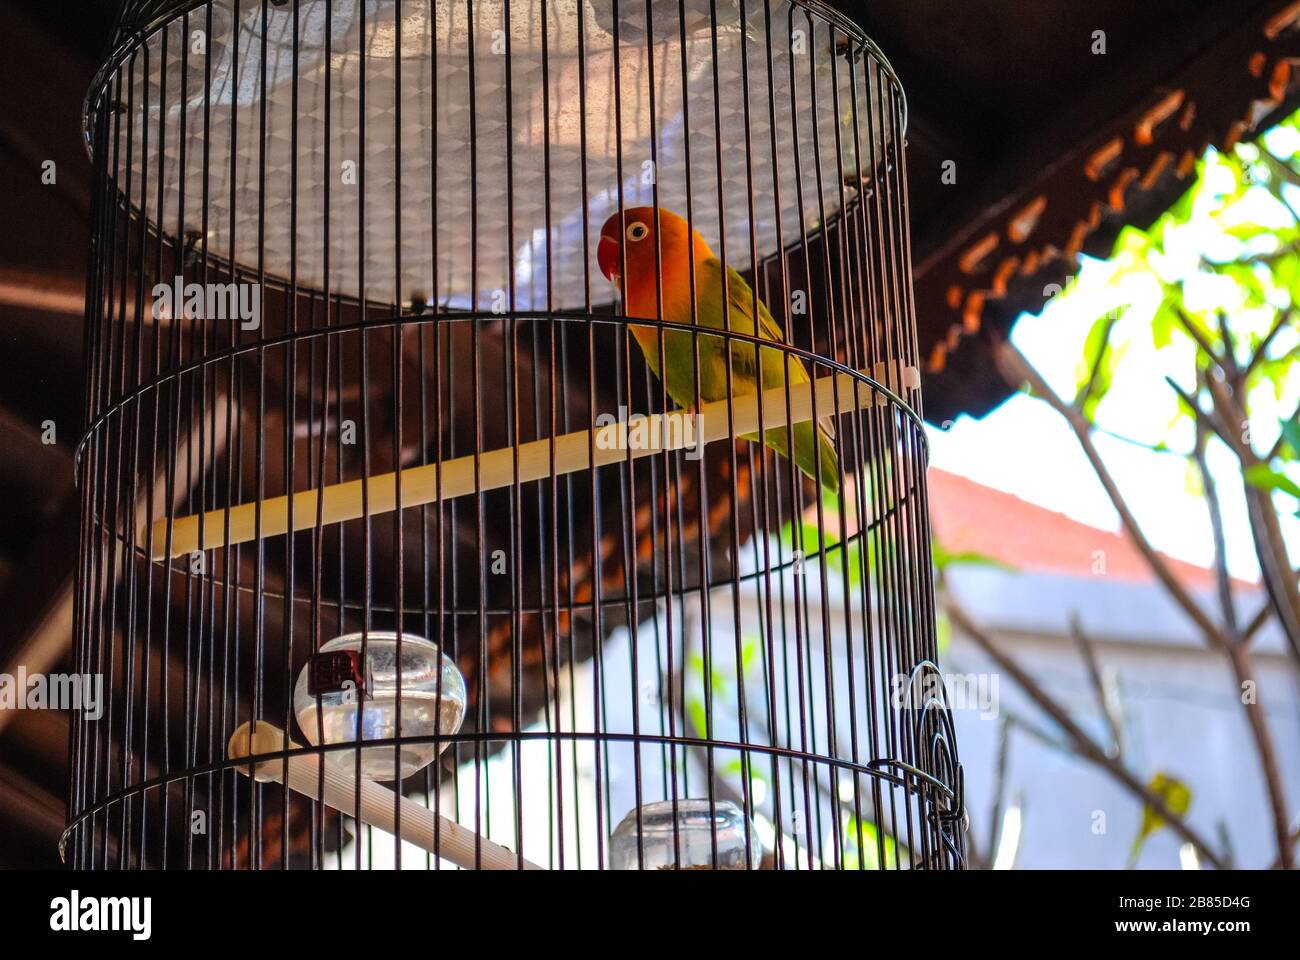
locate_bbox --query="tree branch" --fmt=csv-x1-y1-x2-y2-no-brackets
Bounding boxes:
1240,484,1300,663
1269,824,1300,870
1165,375,1237,450
1193,424,1294,869
1244,307,1294,378
1216,310,1242,384
1258,150,1300,218
1243,564,1300,642
982,717,1012,870
1192,361,1300,664
1070,612,1124,758
1173,304,1230,376
1244,597,1273,641
1224,641,1294,869
1193,425,1240,639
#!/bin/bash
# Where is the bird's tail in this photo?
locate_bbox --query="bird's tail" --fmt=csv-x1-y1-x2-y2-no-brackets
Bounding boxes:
744,419,841,494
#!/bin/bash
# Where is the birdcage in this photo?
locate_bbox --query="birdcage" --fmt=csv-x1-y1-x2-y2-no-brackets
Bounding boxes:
67,0,964,870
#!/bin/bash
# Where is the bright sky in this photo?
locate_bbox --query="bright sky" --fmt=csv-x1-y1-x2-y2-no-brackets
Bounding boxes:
926,128,1300,583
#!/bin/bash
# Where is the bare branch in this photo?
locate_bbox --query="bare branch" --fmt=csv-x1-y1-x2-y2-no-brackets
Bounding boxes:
1244,598,1272,641
1190,364,1300,663
1224,642,1295,869
1217,821,1238,871
1164,375,1237,450
1244,307,1295,377
1193,424,1240,640
1216,310,1242,385
1243,564,1300,641
1070,612,1123,758
1258,150,1300,220
1261,148,1300,186
1172,304,1230,376
1091,425,1190,456
986,717,1012,861
1193,422,1294,869
1203,369,1244,446
1269,824,1300,870
1240,485,1300,663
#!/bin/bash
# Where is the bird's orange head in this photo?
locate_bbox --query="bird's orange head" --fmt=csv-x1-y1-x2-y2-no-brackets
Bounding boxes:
597,207,711,299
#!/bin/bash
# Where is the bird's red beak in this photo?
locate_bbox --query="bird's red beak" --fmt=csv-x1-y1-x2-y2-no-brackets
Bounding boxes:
597,232,621,285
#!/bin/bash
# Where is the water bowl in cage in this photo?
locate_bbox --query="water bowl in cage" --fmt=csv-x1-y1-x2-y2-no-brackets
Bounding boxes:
292,632,466,782
609,799,761,870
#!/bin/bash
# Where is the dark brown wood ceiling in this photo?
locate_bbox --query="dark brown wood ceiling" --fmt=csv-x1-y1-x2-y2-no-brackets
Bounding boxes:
850,0,1300,421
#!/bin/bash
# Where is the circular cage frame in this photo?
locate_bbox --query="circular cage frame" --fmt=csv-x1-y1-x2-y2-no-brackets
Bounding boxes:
67,0,965,871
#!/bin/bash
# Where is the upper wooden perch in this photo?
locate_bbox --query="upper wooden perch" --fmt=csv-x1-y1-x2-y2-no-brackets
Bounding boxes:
149,364,919,561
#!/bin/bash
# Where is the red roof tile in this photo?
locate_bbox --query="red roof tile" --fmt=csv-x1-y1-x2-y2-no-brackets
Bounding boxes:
926,468,1254,590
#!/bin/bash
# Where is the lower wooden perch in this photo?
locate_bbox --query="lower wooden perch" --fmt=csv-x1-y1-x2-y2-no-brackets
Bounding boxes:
153,364,917,561
228,720,543,870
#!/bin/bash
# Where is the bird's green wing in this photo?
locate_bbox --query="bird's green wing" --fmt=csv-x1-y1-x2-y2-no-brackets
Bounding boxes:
700,258,841,496
693,258,800,381
709,259,834,436
716,263,792,354
723,265,789,346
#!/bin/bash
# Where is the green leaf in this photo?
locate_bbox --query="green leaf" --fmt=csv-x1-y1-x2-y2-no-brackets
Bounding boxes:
1244,463,1300,500
1075,313,1118,409
779,519,837,560
1273,253,1300,295
1128,772,1192,868
686,697,708,740
1150,301,1177,350
843,817,908,871
1085,339,1129,421
932,542,1017,573
1167,180,1199,224
1224,221,1273,241
1279,416,1300,460
1114,224,1154,257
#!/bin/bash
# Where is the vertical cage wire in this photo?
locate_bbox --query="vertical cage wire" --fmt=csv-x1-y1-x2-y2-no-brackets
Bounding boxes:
68,0,964,870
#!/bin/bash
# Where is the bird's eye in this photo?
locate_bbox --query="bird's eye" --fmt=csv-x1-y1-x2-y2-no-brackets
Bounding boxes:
626,222,649,242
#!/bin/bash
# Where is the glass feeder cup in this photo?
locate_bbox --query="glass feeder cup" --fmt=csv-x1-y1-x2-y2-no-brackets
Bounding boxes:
293,632,466,782
609,799,761,870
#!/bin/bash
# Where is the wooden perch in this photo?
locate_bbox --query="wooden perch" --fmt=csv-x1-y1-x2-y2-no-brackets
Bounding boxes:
152,364,918,561
228,720,543,870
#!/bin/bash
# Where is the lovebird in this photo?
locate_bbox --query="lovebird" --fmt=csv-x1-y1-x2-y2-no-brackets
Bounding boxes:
597,206,841,493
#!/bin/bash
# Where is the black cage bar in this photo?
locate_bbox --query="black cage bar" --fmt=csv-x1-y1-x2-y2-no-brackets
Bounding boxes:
68,0,964,870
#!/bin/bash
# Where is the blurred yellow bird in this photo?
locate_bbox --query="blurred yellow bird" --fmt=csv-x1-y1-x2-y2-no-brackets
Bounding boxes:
597,206,840,493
